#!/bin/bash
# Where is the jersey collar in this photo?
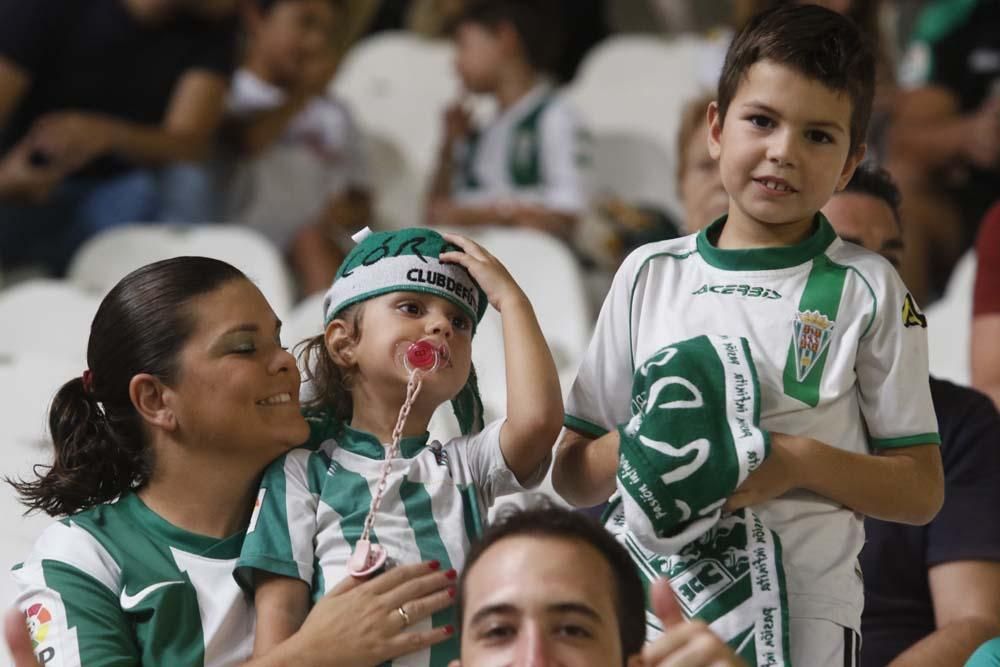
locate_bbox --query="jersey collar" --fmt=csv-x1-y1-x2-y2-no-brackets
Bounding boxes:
338,424,431,460
119,494,245,559
696,212,838,271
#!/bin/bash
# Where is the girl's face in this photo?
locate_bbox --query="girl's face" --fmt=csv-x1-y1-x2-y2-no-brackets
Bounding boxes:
345,292,474,407
164,279,309,465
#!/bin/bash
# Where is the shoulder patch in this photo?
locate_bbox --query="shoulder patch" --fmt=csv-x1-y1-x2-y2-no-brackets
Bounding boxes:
902,293,927,328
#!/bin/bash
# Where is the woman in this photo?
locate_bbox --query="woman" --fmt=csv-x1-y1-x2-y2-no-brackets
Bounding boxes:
6,256,454,666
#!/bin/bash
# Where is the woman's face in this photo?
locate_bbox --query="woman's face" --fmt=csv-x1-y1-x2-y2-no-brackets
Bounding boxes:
165,279,309,465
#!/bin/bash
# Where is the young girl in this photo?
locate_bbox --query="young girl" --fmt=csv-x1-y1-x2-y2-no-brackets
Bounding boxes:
236,228,563,665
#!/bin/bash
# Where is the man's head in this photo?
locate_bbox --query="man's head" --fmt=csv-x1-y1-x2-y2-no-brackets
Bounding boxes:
822,163,903,266
245,0,340,87
451,507,646,667
450,0,560,93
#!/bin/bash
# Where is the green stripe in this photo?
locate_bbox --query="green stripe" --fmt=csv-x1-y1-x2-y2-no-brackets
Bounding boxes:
40,561,142,664
399,480,459,664
774,529,791,663
459,484,484,544
782,255,849,407
871,432,941,449
319,464,377,554
563,414,607,438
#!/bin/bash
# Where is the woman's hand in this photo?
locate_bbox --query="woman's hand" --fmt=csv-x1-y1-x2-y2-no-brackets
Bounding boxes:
279,561,457,667
439,233,527,312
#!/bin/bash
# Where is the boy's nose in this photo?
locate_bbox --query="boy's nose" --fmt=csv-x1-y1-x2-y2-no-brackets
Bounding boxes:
767,129,796,167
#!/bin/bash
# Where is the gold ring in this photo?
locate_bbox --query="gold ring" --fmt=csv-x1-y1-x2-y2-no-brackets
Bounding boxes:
397,606,410,627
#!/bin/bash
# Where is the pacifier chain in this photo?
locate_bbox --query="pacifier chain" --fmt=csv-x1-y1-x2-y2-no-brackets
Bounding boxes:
348,340,441,578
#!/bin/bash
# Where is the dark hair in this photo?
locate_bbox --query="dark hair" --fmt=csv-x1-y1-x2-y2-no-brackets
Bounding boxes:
253,0,342,13
717,3,875,154
452,0,563,75
841,163,901,226
298,302,364,420
733,0,884,47
9,257,247,517
456,506,646,662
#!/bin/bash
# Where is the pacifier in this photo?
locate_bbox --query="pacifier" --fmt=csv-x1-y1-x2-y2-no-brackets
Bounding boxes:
395,339,447,374
348,539,388,578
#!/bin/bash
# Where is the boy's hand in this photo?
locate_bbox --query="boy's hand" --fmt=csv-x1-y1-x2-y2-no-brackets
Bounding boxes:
723,433,808,512
439,232,527,312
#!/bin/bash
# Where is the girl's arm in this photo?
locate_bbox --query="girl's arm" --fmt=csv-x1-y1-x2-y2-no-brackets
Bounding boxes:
553,428,620,508
251,574,311,657
439,233,563,483
725,434,944,525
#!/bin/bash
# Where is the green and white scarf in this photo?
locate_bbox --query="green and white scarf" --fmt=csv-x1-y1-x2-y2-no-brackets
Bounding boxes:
605,334,791,666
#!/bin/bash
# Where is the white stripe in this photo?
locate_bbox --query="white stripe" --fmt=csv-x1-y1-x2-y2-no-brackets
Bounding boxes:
709,335,767,488
284,449,319,583
25,520,122,594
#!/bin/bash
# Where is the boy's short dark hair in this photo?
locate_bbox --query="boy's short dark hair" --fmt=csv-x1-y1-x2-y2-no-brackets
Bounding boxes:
253,0,341,13
842,163,902,226
717,3,875,154
451,0,562,75
455,505,646,663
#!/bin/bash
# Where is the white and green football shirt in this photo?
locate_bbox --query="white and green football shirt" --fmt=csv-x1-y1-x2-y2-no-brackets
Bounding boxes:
236,413,541,667
565,214,940,633
11,493,254,666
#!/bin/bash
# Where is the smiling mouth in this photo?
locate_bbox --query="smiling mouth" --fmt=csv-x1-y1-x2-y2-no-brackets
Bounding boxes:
754,177,796,193
257,392,293,406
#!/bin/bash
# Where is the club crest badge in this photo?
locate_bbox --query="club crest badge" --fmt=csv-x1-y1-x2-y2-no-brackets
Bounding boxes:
792,310,834,382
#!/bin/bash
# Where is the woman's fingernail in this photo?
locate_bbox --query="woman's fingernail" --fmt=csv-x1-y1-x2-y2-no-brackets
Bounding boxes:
444,624,455,635
448,586,456,598
445,568,457,580
428,560,441,570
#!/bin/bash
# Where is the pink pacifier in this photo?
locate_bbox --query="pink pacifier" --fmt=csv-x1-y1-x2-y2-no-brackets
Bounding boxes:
348,340,444,579
395,339,447,374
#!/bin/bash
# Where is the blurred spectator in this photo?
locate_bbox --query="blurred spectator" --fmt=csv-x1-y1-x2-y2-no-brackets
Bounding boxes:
820,166,1000,667
425,0,588,243
0,0,238,275
219,0,372,296
971,201,1000,410
887,0,1000,304
676,92,728,234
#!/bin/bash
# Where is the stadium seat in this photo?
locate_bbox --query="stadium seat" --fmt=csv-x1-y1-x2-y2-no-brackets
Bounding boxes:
364,131,425,230
589,129,682,222
925,250,976,386
333,32,458,176
66,224,296,319
0,279,100,363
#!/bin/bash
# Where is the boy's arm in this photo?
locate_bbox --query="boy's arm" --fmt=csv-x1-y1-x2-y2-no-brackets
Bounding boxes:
251,574,311,657
439,233,562,482
725,435,943,525
553,428,619,508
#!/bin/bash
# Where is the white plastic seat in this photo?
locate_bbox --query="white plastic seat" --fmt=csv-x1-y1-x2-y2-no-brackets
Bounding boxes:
364,132,425,230
0,279,100,362
925,250,976,386
66,224,296,319
334,33,458,176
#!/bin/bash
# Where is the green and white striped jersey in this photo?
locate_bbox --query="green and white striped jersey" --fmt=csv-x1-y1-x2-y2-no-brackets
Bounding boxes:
565,214,940,634
11,493,254,666
236,413,538,667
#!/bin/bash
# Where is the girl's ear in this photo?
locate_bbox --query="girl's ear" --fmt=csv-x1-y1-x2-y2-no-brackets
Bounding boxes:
324,318,357,369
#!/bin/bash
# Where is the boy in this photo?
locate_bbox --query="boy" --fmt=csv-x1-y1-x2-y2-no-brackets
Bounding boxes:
223,0,372,295
425,0,586,241
553,5,944,665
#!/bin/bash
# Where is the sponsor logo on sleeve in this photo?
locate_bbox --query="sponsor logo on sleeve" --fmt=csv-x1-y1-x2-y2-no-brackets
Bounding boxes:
902,293,927,328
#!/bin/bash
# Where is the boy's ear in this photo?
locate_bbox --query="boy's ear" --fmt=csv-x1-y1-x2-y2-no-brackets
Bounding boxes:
324,319,357,369
836,143,868,192
129,373,177,433
707,101,723,160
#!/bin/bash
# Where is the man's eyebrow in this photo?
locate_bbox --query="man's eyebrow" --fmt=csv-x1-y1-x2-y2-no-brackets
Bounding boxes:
469,603,519,626
547,602,603,621
743,101,847,132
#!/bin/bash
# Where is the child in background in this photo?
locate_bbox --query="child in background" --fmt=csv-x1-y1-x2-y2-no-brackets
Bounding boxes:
554,5,943,665
224,0,372,295
676,92,729,235
426,0,587,242
237,228,562,666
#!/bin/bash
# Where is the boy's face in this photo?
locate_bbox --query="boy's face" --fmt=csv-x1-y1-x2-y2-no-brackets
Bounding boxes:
454,23,506,93
255,0,337,84
708,60,864,234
